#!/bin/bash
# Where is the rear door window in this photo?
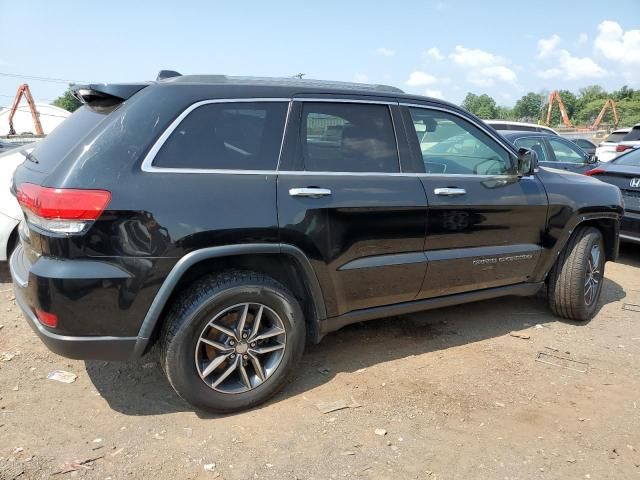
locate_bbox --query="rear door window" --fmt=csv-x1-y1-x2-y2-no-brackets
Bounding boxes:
606,132,628,143
623,127,640,141
301,102,399,173
153,102,288,170
514,137,548,162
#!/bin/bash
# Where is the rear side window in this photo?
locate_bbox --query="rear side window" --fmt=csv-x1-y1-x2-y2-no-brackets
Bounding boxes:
514,137,548,162
574,139,595,149
301,102,399,173
606,132,628,143
153,102,288,170
623,127,640,141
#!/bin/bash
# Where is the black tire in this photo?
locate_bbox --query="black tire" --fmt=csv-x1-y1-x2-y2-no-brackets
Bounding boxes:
159,270,305,413
547,226,605,321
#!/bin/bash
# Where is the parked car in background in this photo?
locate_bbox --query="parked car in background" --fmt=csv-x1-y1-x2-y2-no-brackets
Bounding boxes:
0,139,31,153
9,74,622,413
586,147,640,243
486,120,558,135
616,124,640,157
500,131,597,174
595,128,631,162
0,145,31,261
572,138,597,157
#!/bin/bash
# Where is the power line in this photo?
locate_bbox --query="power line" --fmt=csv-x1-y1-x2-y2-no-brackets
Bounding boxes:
0,71,90,84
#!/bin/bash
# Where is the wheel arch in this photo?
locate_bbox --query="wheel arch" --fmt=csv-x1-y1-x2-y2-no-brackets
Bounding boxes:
133,243,326,357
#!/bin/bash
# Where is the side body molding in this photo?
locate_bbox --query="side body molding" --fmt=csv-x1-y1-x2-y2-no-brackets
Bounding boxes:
133,243,326,356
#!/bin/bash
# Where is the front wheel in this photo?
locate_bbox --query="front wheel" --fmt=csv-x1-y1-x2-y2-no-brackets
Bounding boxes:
547,226,605,321
159,271,305,413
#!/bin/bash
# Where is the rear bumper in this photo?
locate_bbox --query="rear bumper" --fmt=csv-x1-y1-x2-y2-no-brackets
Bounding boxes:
10,245,137,360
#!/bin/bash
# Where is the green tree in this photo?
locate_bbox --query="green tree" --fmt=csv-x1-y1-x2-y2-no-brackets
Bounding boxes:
52,86,81,112
461,92,497,119
494,106,513,120
512,92,544,122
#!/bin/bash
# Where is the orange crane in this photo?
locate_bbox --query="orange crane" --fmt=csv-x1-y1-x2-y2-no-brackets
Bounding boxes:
591,98,619,129
7,84,44,136
545,90,572,128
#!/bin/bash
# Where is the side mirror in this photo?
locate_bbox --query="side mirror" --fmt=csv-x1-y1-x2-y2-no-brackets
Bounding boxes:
516,148,538,176
586,153,598,164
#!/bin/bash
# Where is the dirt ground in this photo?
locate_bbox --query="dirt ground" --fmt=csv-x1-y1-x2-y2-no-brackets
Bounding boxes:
1,247,639,480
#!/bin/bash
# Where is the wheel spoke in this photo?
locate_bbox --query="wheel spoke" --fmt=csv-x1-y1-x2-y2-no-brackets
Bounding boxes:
251,326,285,343
200,352,231,379
249,352,266,382
250,305,264,339
236,304,249,338
209,322,237,341
250,343,285,355
238,362,251,389
210,356,240,388
200,338,234,352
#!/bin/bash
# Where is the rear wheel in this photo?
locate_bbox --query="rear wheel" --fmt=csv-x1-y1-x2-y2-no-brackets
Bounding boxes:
159,271,305,413
547,226,605,321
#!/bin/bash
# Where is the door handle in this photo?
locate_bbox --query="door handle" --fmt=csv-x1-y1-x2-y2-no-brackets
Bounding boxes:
289,187,332,198
434,187,466,196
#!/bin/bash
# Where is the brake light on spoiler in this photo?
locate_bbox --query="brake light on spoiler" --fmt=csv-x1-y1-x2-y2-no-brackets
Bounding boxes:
16,183,111,235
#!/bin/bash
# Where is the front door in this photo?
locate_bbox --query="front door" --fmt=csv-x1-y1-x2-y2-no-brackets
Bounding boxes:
277,98,428,317
401,104,548,298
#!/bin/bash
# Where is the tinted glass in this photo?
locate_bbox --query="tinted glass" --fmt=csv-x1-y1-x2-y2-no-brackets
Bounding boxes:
606,132,628,143
29,105,113,172
301,103,398,172
154,102,288,170
623,126,640,141
514,137,548,162
613,148,640,166
547,138,586,163
409,108,512,175
574,139,595,148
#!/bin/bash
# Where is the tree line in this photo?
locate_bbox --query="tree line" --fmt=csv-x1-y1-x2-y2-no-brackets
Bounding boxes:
461,85,640,128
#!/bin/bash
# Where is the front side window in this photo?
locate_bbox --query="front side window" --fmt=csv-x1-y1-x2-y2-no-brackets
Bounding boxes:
301,102,399,172
153,102,288,169
547,138,587,164
408,108,512,175
514,137,548,163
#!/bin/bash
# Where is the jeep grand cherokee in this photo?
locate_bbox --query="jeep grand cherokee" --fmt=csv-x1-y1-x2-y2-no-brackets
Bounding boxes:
10,72,623,412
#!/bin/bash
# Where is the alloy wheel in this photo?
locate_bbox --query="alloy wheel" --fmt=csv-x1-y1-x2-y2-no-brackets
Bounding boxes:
584,244,602,306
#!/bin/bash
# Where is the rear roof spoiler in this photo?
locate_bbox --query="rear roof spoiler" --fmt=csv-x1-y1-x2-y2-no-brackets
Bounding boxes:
71,83,149,105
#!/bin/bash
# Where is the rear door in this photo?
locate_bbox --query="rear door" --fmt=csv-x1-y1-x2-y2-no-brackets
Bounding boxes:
401,103,548,298
277,98,428,317
545,136,593,174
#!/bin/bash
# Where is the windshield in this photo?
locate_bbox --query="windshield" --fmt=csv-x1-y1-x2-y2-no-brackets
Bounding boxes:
613,148,640,166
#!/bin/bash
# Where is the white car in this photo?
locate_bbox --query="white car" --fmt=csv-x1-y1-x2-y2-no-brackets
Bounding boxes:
0,145,31,261
485,120,558,135
595,128,631,162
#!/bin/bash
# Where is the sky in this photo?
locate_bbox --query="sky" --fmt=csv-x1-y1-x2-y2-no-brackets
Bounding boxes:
0,0,639,108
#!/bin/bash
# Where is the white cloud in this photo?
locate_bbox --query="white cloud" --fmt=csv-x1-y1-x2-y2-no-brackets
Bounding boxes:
449,45,502,67
577,33,588,46
353,73,369,83
375,47,395,57
537,49,605,79
469,66,517,86
424,47,444,61
406,71,438,86
594,20,640,64
425,89,444,99
537,34,560,58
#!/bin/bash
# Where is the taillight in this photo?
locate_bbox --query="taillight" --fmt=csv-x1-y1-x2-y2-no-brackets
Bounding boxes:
585,168,605,176
35,308,58,328
16,183,111,235
616,144,632,153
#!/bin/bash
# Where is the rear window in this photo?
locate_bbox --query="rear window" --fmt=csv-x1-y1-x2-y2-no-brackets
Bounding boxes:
27,106,113,172
153,102,288,170
614,148,640,166
623,127,640,141
605,132,628,143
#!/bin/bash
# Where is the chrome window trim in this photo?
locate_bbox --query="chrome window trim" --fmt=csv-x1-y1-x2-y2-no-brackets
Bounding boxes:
292,97,398,105
399,102,519,160
140,98,291,174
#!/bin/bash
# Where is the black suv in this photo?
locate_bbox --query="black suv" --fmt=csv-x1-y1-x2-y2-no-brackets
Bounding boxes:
10,73,623,412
